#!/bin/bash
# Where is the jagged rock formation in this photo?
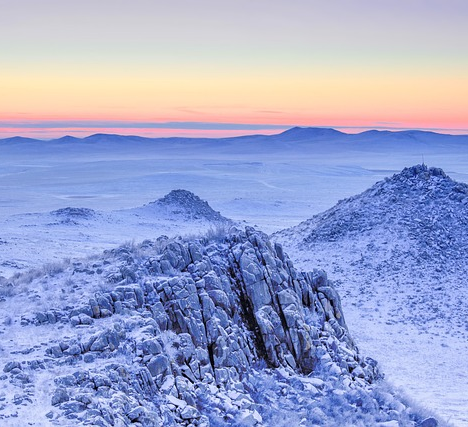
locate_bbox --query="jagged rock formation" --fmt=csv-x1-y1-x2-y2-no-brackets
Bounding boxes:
0,228,436,426
147,190,229,223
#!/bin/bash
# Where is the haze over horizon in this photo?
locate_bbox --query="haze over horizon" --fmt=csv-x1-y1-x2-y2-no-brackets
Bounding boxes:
2,125,468,142
1,0,467,139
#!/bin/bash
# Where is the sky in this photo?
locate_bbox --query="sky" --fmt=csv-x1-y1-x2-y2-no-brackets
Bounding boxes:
0,0,467,139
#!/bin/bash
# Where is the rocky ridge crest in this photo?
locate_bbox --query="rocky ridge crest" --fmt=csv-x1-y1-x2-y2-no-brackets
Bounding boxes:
0,228,435,426
277,164,468,267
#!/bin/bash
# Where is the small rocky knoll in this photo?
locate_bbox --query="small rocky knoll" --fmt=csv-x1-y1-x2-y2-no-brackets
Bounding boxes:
147,190,230,223
275,165,468,335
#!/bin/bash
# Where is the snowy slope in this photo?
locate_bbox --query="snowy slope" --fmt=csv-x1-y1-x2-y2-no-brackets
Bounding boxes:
0,228,442,426
0,190,232,277
274,165,468,425
128,189,229,223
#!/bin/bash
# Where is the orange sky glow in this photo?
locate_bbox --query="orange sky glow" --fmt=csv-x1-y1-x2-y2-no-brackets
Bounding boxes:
1,1,467,139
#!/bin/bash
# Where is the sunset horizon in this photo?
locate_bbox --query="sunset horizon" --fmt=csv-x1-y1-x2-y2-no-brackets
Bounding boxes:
1,121,468,140
2,1,467,139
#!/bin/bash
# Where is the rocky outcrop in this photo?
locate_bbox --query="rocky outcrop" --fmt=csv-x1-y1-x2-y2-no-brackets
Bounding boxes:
51,207,96,219
277,165,468,252
0,228,433,426
275,164,468,333
148,189,230,222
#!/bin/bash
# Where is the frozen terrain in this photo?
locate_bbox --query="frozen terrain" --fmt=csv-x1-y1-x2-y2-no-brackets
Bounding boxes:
0,128,467,425
274,165,468,425
1,128,467,273
0,189,231,277
1,129,468,232
0,228,440,426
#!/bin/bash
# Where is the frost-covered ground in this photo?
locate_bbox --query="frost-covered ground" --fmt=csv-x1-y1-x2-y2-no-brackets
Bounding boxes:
0,227,443,426
1,128,468,425
0,189,231,277
274,165,468,426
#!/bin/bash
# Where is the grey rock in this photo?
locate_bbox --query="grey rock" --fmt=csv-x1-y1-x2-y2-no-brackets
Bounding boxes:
47,311,57,324
48,345,63,358
36,312,48,324
180,405,200,420
106,330,120,351
55,374,77,387
83,353,96,363
93,374,111,388
89,298,101,318
207,289,230,311
78,313,94,325
3,361,21,373
134,286,145,307
419,418,438,427
75,393,93,405
100,309,112,318
60,401,87,413
142,339,162,355
188,242,204,262
51,388,69,406
127,406,145,421
70,316,81,327
147,354,170,378
66,344,82,356
90,333,108,352
97,295,113,312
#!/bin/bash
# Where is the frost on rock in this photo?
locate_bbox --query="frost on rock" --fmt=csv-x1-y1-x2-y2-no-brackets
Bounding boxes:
288,164,467,254
0,227,434,426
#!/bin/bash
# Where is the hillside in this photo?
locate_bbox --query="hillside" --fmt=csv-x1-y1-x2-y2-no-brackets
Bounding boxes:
133,189,230,223
275,165,468,334
274,165,468,424
0,190,231,277
0,228,438,426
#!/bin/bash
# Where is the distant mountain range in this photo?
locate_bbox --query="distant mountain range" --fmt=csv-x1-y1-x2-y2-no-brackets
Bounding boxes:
1,127,467,144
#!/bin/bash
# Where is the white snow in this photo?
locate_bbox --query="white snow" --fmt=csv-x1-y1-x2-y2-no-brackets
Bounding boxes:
274,165,468,426
0,128,467,425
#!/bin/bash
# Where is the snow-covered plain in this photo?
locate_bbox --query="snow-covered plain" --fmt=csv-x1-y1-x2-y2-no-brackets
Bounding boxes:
1,128,468,425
